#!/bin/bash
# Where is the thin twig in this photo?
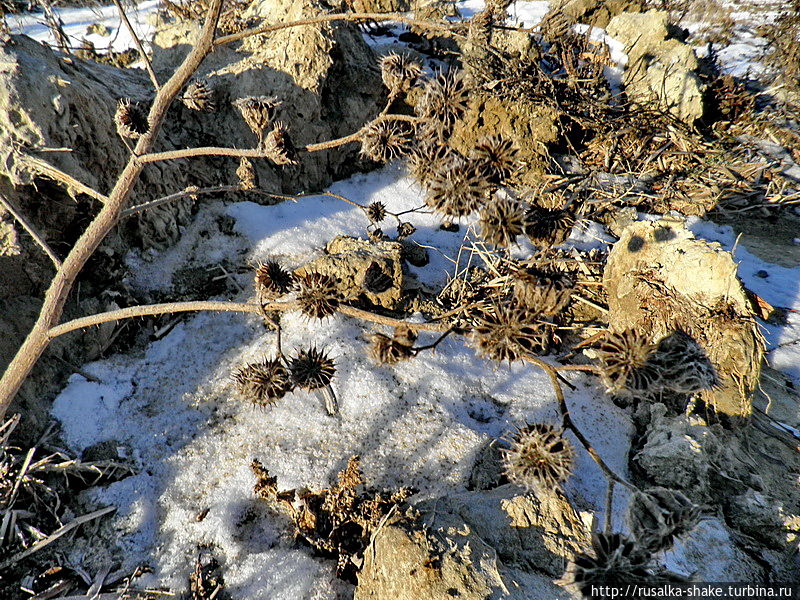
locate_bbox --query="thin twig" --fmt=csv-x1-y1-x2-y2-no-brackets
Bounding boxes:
0,193,62,268
111,0,159,90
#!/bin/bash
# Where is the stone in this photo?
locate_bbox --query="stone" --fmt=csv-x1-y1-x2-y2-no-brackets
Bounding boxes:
543,0,643,29
606,10,705,124
603,217,764,419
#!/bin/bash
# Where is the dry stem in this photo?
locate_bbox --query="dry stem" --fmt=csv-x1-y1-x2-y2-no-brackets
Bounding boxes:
111,0,160,90
0,193,62,268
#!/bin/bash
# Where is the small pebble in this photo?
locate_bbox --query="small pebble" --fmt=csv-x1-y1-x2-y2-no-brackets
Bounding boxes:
755,270,769,278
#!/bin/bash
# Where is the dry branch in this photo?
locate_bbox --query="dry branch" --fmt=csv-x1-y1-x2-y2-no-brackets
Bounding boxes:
0,192,62,268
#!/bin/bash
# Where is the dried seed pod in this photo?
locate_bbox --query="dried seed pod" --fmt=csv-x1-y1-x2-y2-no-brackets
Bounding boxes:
471,304,551,362
470,135,520,184
478,194,525,247
182,79,215,112
502,423,575,489
232,95,280,141
523,205,576,248
512,267,576,316
649,331,718,395
415,69,468,129
379,52,423,95
360,120,413,163
595,330,660,396
368,228,389,243
255,260,293,301
233,358,293,406
561,533,654,596
408,140,452,188
296,272,341,319
627,487,701,553
396,222,416,239
263,122,298,165
367,202,387,224
368,325,417,365
237,157,257,190
290,347,336,390
114,99,148,139
425,156,491,218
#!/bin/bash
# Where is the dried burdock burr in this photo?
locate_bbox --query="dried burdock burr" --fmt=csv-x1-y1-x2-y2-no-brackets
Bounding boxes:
502,423,575,490
368,325,417,365
408,140,452,188
425,156,491,218
471,304,550,361
396,222,416,239
263,121,298,166
233,95,280,142
237,157,257,190
523,205,576,248
627,487,701,553
114,99,148,139
379,52,423,96
470,135,520,184
512,267,576,316
233,358,293,406
290,346,336,390
478,194,525,247
366,201,387,224
415,69,468,129
560,533,655,596
296,272,341,319
254,260,293,302
182,79,215,112
360,120,413,163
595,330,660,396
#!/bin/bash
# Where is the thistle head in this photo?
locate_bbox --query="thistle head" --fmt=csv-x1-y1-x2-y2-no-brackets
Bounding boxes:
502,423,575,490
255,260,293,302
627,487,701,553
512,266,576,316
368,325,417,365
396,222,417,239
263,122,298,165
290,347,336,390
470,135,520,184
415,69,468,129
233,358,293,406
523,205,576,248
296,272,341,319
561,533,654,595
595,330,660,396
478,194,525,247
380,52,423,96
114,99,148,139
360,120,413,163
182,79,215,112
366,202,387,224
425,156,491,218
233,95,280,140
471,304,551,362
237,157,257,190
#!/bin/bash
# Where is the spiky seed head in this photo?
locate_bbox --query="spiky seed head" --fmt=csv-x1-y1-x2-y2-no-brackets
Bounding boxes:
649,331,718,395
561,533,654,595
182,79,215,112
114,99,148,139
255,260,293,302
233,95,280,140
523,206,576,248
396,222,416,239
233,358,293,406
408,140,452,188
368,326,417,365
512,267,576,316
290,347,336,390
471,135,520,184
263,121,298,165
415,69,468,128
237,157,257,190
367,202,387,223
380,52,423,95
471,304,551,362
297,272,341,319
360,120,413,163
425,156,491,218
595,330,660,396
627,487,701,553
502,423,575,490
479,195,525,247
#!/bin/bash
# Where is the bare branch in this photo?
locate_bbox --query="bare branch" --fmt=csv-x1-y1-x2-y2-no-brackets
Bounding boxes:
214,11,461,47
111,0,160,90
0,193,62,268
